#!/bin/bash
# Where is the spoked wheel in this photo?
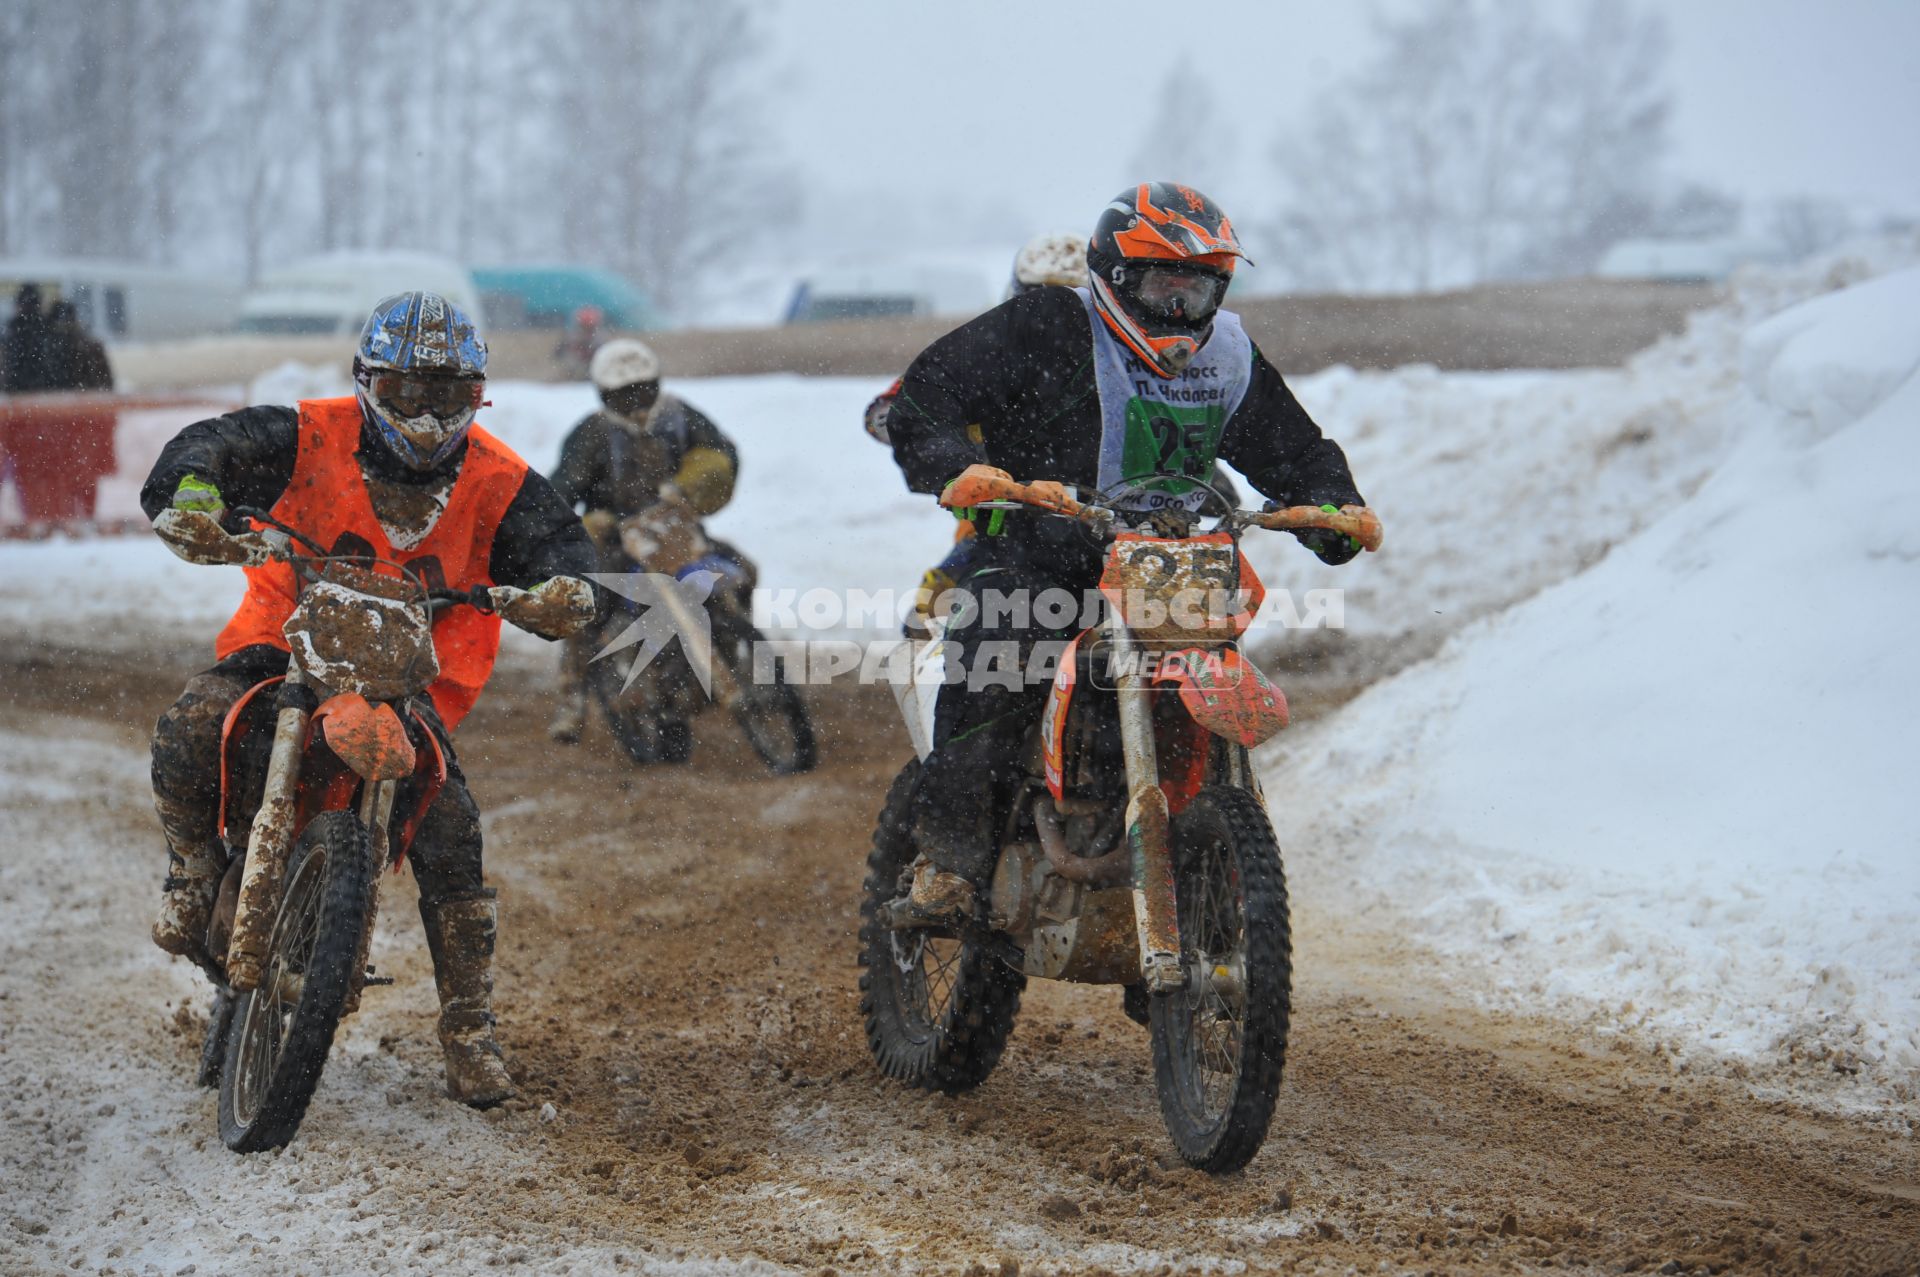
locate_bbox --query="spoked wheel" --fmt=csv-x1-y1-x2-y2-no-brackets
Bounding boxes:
1150,784,1292,1173
587,641,692,765
217,810,372,1153
858,760,1022,1092
715,616,816,775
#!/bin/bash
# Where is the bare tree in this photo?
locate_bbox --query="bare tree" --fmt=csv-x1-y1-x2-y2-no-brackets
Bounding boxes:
0,0,790,315
1268,0,1676,291
1128,56,1238,194
1767,196,1855,262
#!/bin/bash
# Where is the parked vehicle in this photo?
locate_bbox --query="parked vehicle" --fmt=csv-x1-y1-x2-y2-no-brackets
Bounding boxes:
0,257,241,341
860,465,1381,1172
471,266,657,330
784,261,1001,324
235,252,484,337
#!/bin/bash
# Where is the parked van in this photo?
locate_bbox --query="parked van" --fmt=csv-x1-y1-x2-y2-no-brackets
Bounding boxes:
236,251,485,336
472,265,658,330
784,260,1002,324
0,258,242,341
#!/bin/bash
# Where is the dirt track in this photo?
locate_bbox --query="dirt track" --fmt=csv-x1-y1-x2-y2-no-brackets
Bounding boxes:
3,648,1916,1275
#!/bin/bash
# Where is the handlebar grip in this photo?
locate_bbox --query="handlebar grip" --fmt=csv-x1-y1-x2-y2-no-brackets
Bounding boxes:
1256,504,1384,552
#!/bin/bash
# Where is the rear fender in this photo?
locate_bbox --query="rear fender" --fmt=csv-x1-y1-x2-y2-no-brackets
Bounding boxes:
311,693,417,781
1150,647,1288,747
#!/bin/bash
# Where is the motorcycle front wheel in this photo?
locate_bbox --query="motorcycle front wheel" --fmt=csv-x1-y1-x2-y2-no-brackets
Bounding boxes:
858,759,1022,1092
713,614,816,775
217,810,371,1153
1149,785,1292,1173
586,641,692,766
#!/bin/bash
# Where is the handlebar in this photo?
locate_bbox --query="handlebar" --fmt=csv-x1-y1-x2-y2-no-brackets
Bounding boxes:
940,464,1384,552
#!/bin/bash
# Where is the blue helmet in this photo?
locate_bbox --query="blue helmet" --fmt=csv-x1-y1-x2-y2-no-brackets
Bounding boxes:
352,291,488,470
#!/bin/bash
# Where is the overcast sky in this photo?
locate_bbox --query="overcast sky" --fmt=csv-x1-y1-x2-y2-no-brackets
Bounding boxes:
758,0,1920,261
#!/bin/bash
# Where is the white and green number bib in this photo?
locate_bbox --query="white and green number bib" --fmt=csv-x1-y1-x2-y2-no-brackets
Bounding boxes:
1077,286,1252,515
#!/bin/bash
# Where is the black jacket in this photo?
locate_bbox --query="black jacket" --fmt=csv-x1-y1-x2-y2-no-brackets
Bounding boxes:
139,405,593,590
887,287,1364,581
548,395,738,519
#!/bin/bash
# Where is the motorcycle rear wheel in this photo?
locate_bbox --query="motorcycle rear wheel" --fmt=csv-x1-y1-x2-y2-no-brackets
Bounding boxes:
1150,785,1292,1173
858,760,1023,1092
217,810,371,1153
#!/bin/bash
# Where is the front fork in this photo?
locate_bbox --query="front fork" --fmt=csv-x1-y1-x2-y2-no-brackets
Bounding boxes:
1109,621,1185,994
224,672,313,992
224,672,397,995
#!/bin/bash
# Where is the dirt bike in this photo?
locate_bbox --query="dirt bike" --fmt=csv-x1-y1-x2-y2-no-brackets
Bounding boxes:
858,465,1382,1173
153,504,544,1152
585,497,816,775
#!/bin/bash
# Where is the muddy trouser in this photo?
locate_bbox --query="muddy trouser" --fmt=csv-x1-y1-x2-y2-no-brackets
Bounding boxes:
907,556,1088,884
151,643,486,909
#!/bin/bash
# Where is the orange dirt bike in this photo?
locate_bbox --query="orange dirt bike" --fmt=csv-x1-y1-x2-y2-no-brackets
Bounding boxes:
859,465,1381,1173
153,504,552,1152
587,496,816,773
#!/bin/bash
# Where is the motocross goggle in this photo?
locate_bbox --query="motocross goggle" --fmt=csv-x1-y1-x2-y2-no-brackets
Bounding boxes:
602,378,661,421
362,369,487,421
1127,263,1229,327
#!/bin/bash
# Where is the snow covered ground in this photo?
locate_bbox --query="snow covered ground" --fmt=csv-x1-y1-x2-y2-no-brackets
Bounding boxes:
3,238,1916,1124
1266,254,1920,1109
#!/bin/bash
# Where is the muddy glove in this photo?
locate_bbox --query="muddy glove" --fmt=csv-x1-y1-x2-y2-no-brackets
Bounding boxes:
488,576,597,638
153,477,268,566
1291,502,1363,566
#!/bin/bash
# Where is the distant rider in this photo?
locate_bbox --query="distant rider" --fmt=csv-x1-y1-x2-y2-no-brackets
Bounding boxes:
885,183,1365,923
544,336,747,745
143,291,596,1107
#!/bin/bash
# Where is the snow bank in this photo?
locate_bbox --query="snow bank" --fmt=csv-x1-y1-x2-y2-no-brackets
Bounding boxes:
1269,264,1920,1101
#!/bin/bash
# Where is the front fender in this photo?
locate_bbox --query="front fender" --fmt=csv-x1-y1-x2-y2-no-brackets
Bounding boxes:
1151,647,1289,747
312,693,417,780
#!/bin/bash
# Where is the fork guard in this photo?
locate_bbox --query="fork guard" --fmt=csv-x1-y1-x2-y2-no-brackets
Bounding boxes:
1150,647,1289,747
312,694,416,781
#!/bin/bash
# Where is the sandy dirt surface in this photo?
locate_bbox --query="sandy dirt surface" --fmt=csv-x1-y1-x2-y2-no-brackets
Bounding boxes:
105,279,1713,390
1,646,1915,1276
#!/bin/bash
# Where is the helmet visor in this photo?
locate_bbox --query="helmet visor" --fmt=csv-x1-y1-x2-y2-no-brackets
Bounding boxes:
368,370,485,421
603,379,661,420
1130,265,1228,326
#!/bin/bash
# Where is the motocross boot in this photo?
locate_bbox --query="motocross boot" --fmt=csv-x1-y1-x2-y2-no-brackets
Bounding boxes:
421,889,517,1108
907,859,977,926
548,638,590,744
547,690,587,744
152,843,222,962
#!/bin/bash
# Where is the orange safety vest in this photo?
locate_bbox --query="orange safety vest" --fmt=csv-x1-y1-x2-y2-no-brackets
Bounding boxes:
216,397,528,730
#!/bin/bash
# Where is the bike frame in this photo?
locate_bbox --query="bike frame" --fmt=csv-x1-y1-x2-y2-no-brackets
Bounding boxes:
939,464,1382,997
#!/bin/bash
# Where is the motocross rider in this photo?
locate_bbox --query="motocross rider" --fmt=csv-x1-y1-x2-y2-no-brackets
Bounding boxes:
868,231,1236,635
544,336,747,745
143,291,597,1107
885,183,1365,925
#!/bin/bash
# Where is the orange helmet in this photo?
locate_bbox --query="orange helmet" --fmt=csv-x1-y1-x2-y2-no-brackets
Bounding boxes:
1086,181,1249,378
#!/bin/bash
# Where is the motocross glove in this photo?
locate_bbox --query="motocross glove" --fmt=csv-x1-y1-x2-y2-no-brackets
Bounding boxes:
1293,503,1363,566
941,477,1007,537
489,576,598,638
172,474,224,513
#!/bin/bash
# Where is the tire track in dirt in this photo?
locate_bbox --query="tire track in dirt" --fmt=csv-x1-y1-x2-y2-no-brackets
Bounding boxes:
4,648,1915,1275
